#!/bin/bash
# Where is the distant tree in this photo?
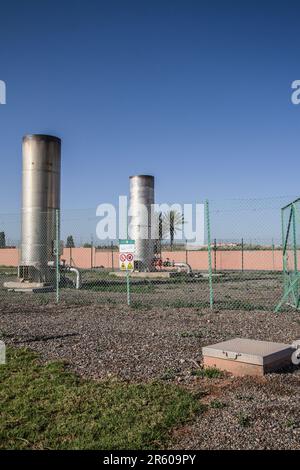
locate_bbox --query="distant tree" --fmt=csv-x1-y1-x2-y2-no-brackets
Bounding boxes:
0,232,6,248
83,243,92,248
66,235,75,248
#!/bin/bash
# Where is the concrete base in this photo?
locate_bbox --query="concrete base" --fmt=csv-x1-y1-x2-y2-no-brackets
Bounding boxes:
203,355,292,376
3,281,54,293
200,273,224,279
109,271,187,279
202,338,294,377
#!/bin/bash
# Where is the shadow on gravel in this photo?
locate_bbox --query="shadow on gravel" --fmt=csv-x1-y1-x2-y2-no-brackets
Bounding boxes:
12,332,79,344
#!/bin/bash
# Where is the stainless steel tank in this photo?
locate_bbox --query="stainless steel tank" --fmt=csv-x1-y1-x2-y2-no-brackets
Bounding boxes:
129,175,155,271
19,134,61,283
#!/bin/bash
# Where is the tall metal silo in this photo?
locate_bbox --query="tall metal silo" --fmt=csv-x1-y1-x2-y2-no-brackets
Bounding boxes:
19,134,61,283
129,175,155,271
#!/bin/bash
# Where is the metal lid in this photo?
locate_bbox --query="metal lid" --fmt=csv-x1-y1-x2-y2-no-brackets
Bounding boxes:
23,134,61,143
202,338,294,366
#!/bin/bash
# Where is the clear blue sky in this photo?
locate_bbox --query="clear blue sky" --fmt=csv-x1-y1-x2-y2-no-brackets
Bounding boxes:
0,0,299,242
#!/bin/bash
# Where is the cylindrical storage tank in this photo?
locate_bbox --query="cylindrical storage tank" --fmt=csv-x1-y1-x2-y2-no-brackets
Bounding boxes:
19,134,61,283
129,175,155,271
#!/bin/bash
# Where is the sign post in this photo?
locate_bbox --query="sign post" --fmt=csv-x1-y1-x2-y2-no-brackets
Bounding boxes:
119,240,135,306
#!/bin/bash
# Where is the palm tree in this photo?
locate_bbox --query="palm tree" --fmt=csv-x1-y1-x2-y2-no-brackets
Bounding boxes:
153,212,164,256
0,231,6,248
66,235,75,248
161,210,184,250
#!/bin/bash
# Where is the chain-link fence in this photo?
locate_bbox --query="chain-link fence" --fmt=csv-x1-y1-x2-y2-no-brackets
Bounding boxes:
207,197,284,312
0,196,299,313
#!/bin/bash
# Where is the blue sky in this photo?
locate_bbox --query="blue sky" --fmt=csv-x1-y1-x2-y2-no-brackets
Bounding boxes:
0,0,299,242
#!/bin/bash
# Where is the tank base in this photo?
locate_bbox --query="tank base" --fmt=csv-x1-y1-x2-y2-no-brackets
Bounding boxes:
3,281,54,293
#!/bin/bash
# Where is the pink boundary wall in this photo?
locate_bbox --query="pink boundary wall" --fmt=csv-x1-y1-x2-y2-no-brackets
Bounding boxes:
0,249,19,267
0,247,285,271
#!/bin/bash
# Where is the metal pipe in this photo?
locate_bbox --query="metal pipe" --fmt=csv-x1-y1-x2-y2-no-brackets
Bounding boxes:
19,134,61,283
69,267,82,289
129,175,155,271
173,262,192,274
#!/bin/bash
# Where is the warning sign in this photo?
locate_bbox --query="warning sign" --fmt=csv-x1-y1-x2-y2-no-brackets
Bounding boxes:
119,240,135,271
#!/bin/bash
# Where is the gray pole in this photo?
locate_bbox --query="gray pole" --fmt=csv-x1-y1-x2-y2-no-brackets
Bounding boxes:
214,238,217,273
241,238,244,272
205,200,214,310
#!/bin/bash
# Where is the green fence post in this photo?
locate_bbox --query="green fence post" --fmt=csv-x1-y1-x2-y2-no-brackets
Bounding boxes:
214,238,217,273
55,209,60,303
241,237,244,272
126,270,131,306
292,204,298,275
281,207,287,299
185,239,188,265
91,236,93,269
205,200,214,309
292,204,299,307
111,241,114,271
276,206,290,312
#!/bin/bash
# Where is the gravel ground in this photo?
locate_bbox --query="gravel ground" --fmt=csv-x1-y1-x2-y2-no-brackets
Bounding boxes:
171,374,300,450
1,299,300,449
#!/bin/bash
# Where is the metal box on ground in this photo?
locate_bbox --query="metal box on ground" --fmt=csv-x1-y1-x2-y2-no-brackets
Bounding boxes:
202,338,294,376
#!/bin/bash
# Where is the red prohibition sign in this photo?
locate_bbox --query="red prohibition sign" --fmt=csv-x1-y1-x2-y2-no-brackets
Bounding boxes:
120,254,126,262
126,253,133,262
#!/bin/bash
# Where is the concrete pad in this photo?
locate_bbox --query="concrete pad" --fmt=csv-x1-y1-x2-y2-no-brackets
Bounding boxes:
202,338,294,376
109,271,184,278
200,273,224,278
3,281,54,293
